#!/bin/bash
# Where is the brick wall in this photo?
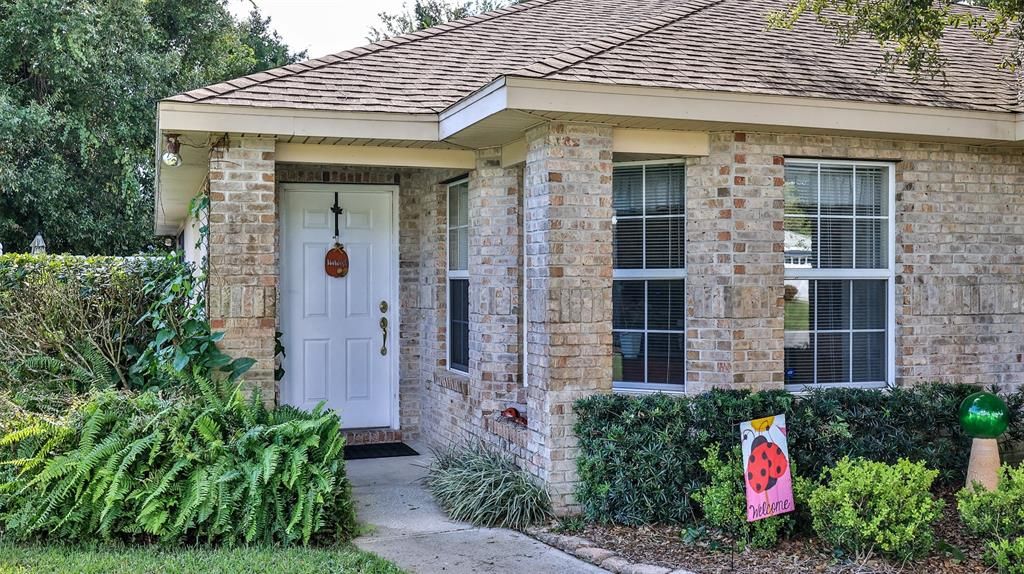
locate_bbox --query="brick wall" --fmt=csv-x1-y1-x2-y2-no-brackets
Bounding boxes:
685,133,786,392
208,137,277,403
524,121,615,512
469,147,524,412
710,132,1024,394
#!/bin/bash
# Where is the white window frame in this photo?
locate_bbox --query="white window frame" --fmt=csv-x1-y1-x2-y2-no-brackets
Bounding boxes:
446,178,470,374
612,159,688,394
783,158,897,391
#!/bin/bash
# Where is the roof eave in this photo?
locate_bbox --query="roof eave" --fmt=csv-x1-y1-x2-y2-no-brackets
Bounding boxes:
439,76,1024,145
158,100,442,142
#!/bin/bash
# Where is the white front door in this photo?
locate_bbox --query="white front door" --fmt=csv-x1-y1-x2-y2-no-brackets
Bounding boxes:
280,186,395,429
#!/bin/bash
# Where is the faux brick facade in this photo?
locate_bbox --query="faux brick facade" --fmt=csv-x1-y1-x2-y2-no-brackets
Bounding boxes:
208,137,277,403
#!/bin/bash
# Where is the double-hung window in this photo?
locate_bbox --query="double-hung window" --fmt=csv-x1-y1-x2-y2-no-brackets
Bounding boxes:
447,179,470,373
612,162,687,390
783,160,895,390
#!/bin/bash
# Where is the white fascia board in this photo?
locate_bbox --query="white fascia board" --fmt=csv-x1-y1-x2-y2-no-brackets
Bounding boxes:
439,77,509,140
277,143,475,169
502,77,1021,143
159,101,441,141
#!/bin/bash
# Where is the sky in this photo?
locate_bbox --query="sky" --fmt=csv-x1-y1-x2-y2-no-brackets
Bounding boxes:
227,0,410,59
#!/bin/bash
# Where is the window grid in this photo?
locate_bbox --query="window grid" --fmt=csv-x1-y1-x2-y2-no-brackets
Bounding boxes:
783,160,894,390
447,179,469,374
612,162,687,390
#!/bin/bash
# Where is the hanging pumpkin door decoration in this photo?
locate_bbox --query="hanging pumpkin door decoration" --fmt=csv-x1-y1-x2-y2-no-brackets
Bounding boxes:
325,192,349,278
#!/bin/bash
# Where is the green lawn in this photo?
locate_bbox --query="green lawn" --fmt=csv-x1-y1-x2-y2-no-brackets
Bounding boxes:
0,543,404,574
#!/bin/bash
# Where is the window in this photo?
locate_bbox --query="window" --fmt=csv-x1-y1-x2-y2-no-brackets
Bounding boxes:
783,160,894,389
447,180,469,373
612,162,687,390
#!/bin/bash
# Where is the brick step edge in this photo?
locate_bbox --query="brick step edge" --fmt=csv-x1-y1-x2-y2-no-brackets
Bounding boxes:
525,527,700,574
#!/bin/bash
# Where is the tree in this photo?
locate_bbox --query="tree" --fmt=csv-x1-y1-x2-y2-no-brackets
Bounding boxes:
0,0,304,255
769,0,1021,77
369,0,520,41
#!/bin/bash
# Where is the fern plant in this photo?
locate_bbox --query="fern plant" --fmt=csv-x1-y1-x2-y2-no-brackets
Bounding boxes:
0,372,356,545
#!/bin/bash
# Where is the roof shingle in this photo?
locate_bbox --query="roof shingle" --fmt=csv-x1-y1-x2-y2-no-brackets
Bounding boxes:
167,0,1020,114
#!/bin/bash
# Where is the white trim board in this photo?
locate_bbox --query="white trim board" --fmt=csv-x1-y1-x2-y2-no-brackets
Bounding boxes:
440,76,1023,144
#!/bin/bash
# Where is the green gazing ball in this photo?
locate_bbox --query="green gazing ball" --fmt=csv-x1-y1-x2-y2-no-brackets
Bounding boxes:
959,392,1009,439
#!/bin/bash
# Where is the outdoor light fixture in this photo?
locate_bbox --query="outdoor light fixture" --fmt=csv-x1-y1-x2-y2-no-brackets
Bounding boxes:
162,134,182,167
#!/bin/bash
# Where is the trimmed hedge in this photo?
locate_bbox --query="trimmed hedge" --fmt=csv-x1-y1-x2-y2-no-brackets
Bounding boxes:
574,385,1024,525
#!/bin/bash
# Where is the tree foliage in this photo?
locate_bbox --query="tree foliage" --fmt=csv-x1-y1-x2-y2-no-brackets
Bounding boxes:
769,0,1022,77
0,0,304,256
369,0,520,41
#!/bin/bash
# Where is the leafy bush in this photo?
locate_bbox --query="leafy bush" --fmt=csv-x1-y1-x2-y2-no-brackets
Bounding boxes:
958,464,1024,541
0,254,252,406
808,458,943,561
426,442,552,529
0,373,356,545
692,445,792,549
574,385,1023,525
988,537,1024,574
0,255,169,394
958,464,1024,572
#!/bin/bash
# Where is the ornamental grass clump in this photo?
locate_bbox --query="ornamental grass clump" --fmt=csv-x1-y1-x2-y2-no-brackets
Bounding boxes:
426,442,552,529
808,458,944,561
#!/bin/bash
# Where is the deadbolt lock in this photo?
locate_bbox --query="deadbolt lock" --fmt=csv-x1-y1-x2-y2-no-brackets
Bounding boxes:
379,300,389,313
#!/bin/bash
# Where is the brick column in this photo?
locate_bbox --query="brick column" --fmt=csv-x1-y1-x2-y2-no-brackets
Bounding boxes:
469,148,523,412
685,132,785,391
208,137,277,403
524,122,614,512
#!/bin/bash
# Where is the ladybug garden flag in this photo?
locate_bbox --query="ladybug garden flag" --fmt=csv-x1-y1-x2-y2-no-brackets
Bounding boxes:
740,414,795,522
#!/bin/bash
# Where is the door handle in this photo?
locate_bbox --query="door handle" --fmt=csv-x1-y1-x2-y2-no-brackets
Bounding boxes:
379,317,388,356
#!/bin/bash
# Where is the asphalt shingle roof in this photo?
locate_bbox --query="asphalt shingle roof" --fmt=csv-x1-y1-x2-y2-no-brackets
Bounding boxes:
168,0,1020,114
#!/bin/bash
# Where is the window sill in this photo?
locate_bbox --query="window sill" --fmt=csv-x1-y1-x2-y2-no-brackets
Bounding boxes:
613,382,688,395
434,368,469,396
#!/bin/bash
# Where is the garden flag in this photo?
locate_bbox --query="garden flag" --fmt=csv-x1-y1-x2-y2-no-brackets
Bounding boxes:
740,414,795,522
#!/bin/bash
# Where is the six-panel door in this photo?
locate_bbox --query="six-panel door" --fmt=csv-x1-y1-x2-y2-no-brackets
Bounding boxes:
280,188,393,429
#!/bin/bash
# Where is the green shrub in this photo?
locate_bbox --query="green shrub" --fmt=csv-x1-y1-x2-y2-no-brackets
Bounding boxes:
574,385,1022,525
808,458,943,561
0,253,252,409
426,442,552,529
958,464,1024,572
692,445,792,549
0,373,357,545
958,464,1024,541
988,537,1024,574
574,390,793,525
0,254,170,396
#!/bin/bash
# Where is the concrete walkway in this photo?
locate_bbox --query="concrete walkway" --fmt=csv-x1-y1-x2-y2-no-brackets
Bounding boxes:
348,444,607,574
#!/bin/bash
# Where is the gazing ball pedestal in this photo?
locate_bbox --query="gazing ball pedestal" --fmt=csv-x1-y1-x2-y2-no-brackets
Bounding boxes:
959,392,1010,491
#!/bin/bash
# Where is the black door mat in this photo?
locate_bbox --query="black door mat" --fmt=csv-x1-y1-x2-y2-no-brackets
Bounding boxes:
344,442,419,460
